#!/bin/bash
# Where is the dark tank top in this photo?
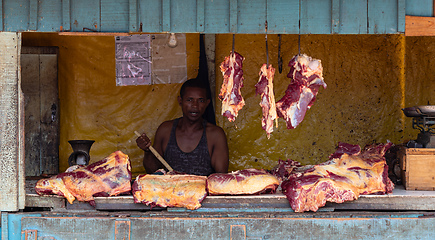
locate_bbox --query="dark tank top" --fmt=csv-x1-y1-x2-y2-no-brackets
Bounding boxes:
164,118,214,176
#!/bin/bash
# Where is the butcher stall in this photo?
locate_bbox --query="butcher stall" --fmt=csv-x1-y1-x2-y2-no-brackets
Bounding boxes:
2,0,435,239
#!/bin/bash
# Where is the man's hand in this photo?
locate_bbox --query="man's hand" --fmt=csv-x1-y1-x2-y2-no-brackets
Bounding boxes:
136,133,151,152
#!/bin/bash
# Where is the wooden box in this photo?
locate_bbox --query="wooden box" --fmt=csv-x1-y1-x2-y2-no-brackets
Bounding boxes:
398,147,435,190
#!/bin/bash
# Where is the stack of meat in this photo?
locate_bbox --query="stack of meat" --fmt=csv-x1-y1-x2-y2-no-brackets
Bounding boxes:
276,54,327,129
281,142,394,212
132,174,207,210
219,51,245,122
255,64,278,138
35,151,132,207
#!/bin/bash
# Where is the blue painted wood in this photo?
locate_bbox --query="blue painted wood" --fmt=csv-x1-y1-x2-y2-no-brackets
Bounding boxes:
0,1,2,31
338,0,367,34
406,0,433,16
0,1,430,34
29,0,37,31
70,0,100,32
368,0,399,34
300,0,332,34
266,0,299,34
162,0,170,32
3,0,30,32
229,0,238,33
38,0,62,32
138,0,162,32
128,0,138,32
197,0,205,32
62,0,71,31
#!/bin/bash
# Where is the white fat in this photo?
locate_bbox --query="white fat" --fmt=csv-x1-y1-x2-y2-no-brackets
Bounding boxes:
308,60,320,71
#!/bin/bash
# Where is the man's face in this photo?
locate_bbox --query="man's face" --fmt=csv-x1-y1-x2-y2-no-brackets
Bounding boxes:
178,87,210,122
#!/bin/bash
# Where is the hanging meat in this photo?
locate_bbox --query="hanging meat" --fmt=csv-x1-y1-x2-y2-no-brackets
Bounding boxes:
132,174,207,210
219,51,245,122
281,142,394,213
207,169,280,195
255,64,277,138
276,54,327,129
35,151,132,207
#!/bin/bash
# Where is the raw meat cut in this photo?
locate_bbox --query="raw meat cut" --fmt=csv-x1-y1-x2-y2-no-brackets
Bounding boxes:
219,51,245,122
281,142,394,212
255,64,277,138
132,174,207,210
207,169,280,195
328,142,361,160
269,159,302,182
35,151,132,207
276,54,327,129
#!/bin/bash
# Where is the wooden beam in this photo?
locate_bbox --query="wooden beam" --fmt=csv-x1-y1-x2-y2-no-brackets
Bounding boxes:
405,15,435,36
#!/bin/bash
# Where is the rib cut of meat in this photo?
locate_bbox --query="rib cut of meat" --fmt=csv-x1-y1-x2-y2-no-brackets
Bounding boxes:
207,169,280,195
219,51,245,122
255,64,277,138
35,151,132,207
276,54,327,129
281,142,394,212
132,174,207,210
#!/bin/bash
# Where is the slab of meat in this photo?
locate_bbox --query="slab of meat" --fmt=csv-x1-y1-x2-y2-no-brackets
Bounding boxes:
132,174,207,210
219,51,245,122
281,142,394,212
207,169,280,195
276,54,327,129
255,64,277,138
269,159,302,182
35,151,132,207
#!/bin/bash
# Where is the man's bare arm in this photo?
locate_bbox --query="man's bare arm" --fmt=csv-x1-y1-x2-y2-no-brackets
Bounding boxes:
137,122,171,173
209,126,229,173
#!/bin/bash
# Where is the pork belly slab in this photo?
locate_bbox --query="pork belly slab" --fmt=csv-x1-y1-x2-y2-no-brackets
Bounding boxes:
35,151,132,206
281,142,394,212
132,174,207,210
207,169,280,195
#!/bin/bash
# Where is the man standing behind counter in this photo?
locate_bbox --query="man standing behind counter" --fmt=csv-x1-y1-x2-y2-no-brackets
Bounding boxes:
136,78,229,176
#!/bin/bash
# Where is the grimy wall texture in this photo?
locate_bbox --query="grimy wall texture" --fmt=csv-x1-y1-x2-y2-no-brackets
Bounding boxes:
22,33,435,174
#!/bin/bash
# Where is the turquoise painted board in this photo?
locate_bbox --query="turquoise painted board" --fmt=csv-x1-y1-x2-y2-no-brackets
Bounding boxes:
300,0,332,34
406,0,433,16
101,0,130,32
3,0,30,32
0,0,429,34
337,0,368,34
70,0,100,32
37,0,62,32
138,0,162,32
204,0,230,33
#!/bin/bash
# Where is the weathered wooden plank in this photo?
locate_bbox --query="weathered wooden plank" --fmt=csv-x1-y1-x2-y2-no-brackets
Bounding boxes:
196,0,205,32
0,32,24,211
19,214,435,239
339,0,368,34
162,0,170,32
229,0,238,33
21,53,41,176
237,0,266,34
138,0,162,32
3,0,30,32
398,0,406,32
61,0,71,31
170,0,196,32
28,0,37,30
39,54,59,175
266,0,299,34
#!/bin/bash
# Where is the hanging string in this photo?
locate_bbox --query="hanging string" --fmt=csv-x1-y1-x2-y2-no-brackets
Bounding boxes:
265,21,269,69
298,0,301,55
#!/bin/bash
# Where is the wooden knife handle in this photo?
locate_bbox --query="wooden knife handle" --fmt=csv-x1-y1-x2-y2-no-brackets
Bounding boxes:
134,131,174,171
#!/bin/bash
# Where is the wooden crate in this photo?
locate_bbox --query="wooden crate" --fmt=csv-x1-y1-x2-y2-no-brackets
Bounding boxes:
398,147,435,190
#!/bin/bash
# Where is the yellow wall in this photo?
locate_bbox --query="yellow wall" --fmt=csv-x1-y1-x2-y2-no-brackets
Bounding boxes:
22,33,435,174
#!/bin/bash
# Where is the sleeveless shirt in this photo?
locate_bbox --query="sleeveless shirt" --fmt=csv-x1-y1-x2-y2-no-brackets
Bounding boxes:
163,118,214,176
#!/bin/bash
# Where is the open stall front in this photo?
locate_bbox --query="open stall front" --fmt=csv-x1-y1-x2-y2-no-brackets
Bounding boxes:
2,0,435,239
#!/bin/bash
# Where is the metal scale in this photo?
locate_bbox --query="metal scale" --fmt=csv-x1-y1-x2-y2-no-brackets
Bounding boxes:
403,105,435,148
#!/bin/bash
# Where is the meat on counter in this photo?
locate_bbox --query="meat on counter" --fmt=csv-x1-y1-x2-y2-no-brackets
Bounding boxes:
35,151,132,207
207,169,280,195
132,174,207,210
281,142,394,212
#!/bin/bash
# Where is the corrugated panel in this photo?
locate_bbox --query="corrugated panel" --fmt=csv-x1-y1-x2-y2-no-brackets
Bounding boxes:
0,0,414,34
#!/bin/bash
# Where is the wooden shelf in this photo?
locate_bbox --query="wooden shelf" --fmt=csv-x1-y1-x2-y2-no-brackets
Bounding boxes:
406,15,435,36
